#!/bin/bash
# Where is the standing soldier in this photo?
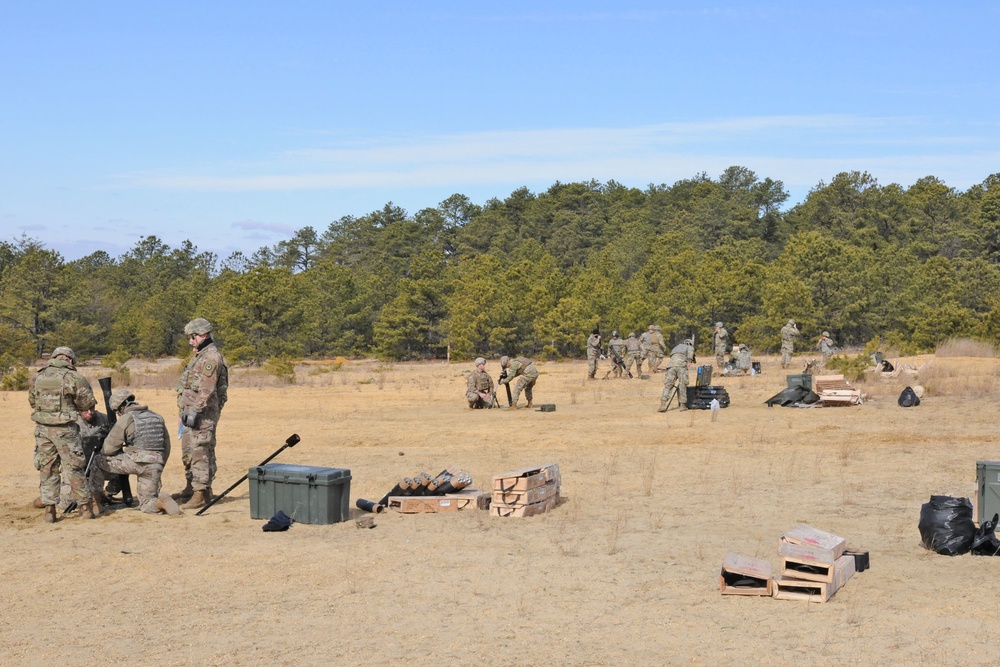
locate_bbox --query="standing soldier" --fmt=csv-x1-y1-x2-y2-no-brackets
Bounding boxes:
608,331,627,378
623,332,643,377
90,388,179,515
640,325,655,373
466,357,495,408
28,346,98,522
31,404,108,511
652,325,667,372
818,331,835,365
713,322,730,369
659,338,696,412
174,318,229,510
586,328,602,380
498,355,539,409
780,319,800,369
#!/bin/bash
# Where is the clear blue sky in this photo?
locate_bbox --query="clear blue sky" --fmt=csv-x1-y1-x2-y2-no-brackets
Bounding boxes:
2,2,998,260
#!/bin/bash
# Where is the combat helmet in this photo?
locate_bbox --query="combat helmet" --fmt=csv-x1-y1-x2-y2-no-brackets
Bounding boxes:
822,331,830,337
499,355,510,367
611,330,618,337
628,332,636,338
108,387,135,412
715,322,723,328
184,318,213,336
787,319,796,325
51,346,75,362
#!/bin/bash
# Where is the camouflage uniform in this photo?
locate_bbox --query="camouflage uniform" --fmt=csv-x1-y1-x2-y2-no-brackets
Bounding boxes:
713,324,730,368
623,333,643,377
608,334,626,378
28,352,97,515
818,332,834,365
54,410,108,510
660,341,695,411
466,358,495,409
92,403,171,514
177,325,229,499
639,326,655,372
737,344,752,375
780,320,799,368
499,356,538,408
651,326,666,373
586,332,602,379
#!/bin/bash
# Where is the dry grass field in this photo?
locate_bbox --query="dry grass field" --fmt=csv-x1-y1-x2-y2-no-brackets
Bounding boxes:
2,353,998,666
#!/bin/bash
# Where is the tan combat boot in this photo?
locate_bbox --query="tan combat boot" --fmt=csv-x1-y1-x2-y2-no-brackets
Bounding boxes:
157,494,182,515
91,492,105,517
79,501,96,520
171,482,194,502
32,497,46,509
43,505,57,523
658,400,669,412
181,489,208,510
526,401,533,409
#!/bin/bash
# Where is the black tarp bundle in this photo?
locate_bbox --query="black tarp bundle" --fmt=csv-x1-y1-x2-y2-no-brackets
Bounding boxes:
764,385,820,407
918,496,976,555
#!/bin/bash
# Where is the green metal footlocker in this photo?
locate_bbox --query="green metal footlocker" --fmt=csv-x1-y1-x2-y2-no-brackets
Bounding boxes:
249,463,352,524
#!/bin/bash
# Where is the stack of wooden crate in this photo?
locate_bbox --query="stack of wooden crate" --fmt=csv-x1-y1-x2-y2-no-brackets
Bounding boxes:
721,524,861,603
815,374,862,406
490,463,561,517
771,524,856,602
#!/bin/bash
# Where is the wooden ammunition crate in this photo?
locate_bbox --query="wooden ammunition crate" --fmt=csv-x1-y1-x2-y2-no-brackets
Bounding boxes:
772,554,856,603
491,463,561,517
492,463,560,492
490,493,559,517
388,489,489,513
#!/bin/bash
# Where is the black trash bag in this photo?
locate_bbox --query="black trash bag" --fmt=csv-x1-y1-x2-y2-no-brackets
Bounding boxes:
882,360,895,372
764,384,820,407
898,386,921,407
262,510,293,532
971,513,1000,556
918,496,975,555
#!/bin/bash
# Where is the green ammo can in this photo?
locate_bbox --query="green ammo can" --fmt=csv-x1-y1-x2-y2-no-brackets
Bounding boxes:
786,373,813,390
977,461,1000,524
249,463,352,525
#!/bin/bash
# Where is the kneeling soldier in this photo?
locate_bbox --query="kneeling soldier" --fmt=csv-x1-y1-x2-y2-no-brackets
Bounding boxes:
91,388,179,515
466,357,496,408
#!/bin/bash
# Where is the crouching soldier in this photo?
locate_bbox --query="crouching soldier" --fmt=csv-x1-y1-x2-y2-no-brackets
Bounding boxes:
499,355,539,409
466,357,495,409
90,388,179,515
659,338,695,412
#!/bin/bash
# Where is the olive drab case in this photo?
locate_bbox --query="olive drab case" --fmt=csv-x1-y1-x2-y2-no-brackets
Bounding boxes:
249,463,351,525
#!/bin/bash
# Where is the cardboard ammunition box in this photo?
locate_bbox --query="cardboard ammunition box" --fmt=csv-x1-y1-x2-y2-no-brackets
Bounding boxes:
387,489,488,513
779,524,846,564
490,493,559,517
249,463,351,525
720,552,772,596
772,554,856,603
493,463,560,493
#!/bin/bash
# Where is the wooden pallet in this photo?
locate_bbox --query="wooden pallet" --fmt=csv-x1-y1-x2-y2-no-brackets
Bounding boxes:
814,374,852,391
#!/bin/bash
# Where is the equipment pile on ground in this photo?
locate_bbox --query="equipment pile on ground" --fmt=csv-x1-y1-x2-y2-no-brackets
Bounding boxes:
490,463,561,517
721,524,868,603
380,468,489,513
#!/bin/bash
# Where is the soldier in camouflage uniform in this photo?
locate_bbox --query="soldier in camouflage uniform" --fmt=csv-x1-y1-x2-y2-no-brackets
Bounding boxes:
91,388,179,515
818,331,835,365
736,344,753,375
466,357,495,409
32,405,108,511
623,332,643,377
639,325,655,372
174,318,229,510
659,338,695,412
586,329,602,379
28,346,98,522
652,325,666,372
713,322,730,369
608,331,627,378
780,319,799,369
499,355,539,409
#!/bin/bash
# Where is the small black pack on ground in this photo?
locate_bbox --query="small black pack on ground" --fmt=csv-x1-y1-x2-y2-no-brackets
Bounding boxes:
898,386,920,407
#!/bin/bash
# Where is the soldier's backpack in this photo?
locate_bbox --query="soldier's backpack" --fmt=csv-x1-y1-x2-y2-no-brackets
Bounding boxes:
898,386,920,408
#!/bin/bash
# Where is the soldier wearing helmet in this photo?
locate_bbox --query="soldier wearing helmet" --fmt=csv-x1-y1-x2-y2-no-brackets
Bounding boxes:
651,325,666,372
780,319,800,369
659,337,696,412
28,346,98,523
89,388,179,515
818,330,835,365
173,318,229,509
586,328,602,380
498,355,539,409
713,322,730,369
607,331,626,378
623,332,643,377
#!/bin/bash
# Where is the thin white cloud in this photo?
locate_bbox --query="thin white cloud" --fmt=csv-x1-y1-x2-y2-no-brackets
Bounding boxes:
118,115,997,195
232,219,295,234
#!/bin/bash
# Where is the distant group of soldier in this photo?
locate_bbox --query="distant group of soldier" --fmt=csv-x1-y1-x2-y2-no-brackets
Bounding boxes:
29,318,228,523
464,318,836,412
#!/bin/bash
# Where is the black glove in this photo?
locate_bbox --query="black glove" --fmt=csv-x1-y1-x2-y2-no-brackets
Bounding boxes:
181,409,199,428
262,510,293,532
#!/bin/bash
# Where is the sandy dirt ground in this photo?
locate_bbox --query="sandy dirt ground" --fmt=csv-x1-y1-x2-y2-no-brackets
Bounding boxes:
2,353,998,666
